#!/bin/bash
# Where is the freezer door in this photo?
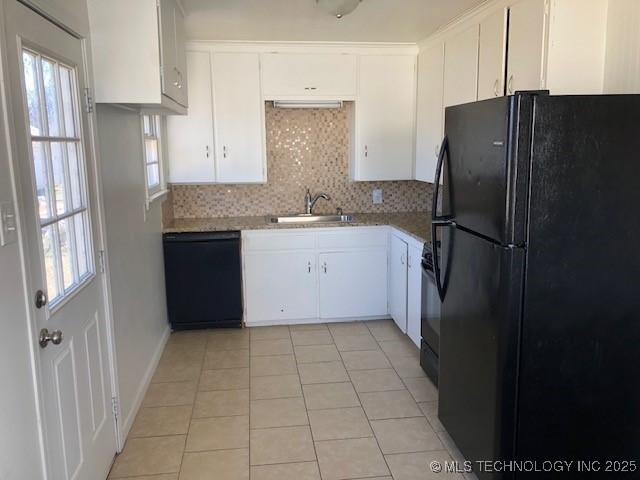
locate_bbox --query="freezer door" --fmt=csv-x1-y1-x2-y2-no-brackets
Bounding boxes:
442,95,534,245
437,225,524,479
517,95,640,463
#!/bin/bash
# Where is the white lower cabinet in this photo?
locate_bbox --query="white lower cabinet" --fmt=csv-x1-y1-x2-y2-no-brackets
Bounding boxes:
389,232,424,342
389,234,408,333
242,227,389,325
319,250,388,319
244,251,317,322
406,244,423,347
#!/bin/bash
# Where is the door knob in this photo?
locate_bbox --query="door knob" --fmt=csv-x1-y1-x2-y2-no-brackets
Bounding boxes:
39,328,63,348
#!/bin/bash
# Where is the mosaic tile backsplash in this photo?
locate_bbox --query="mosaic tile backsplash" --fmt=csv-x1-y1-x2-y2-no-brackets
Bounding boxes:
170,102,433,219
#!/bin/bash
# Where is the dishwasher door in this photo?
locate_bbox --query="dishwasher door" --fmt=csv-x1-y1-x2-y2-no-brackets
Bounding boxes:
163,231,242,330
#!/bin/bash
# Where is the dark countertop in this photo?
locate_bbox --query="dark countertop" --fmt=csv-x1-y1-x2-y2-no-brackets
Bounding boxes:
164,211,432,244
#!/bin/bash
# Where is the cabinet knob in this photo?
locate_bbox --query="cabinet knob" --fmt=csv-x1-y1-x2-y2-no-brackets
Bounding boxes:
507,75,514,95
364,145,368,158
223,146,227,158
308,261,312,273
323,262,327,273
493,79,499,97
206,145,210,158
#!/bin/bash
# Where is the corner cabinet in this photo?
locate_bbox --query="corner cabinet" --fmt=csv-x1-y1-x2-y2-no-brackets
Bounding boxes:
352,55,416,181
87,0,188,114
167,51,266,184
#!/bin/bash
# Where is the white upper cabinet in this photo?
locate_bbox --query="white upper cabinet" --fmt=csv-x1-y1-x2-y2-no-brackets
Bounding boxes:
506,0,547,94
443,25,480,108
478,8,508,100
261,53,357,99
212,53,266,184
353,55,416,181
415,43,444,183
167,51,215,184
87,0,188,113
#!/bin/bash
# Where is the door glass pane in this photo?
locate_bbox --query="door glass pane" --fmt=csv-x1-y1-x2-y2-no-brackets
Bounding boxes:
144,138,158,165
74,212,89,278
22,51,43,136
32,141,52,220
147,164,160,188
22,48,93,305
42,59,60,136
42,225,60,301
58,218,75,290
50,142,67,215
143,115,152,136
67,143,82,210
59,66,76,137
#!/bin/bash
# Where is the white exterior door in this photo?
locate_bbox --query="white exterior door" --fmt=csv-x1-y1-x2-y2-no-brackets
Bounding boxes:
318,250,388,319
5,2,117,479
389,235,408,333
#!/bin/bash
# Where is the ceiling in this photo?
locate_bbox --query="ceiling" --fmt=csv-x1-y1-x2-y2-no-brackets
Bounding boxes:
182,0,486,43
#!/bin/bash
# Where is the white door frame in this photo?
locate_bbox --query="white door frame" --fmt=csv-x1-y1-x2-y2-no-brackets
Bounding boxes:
0,2,124,477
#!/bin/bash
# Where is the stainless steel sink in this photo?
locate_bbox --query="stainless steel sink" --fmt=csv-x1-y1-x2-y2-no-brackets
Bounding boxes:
270,214,353,224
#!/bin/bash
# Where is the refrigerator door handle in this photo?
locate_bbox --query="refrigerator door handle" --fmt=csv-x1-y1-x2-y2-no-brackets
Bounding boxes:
431,220,454,302
432,136,452,222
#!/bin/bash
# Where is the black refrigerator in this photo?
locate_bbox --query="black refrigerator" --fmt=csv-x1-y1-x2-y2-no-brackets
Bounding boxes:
432,92,640,479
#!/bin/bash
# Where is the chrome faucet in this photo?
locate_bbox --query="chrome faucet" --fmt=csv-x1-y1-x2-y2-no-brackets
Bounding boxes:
304,188,331,215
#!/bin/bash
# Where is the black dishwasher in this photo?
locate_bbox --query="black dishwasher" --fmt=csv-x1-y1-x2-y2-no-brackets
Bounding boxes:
163,231,242,330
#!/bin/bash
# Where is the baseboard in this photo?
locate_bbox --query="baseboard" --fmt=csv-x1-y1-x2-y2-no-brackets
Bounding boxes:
244,315,391,327
118,324,171,448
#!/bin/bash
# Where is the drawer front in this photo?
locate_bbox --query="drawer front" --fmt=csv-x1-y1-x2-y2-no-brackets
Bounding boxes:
317,227,388,250
242,230,316,251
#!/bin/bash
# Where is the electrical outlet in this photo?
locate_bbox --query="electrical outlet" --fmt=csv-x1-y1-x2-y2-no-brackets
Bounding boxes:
372,189,383,205
0,201,18,246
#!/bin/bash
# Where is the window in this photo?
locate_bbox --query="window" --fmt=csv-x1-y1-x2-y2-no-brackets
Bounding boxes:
142,114,164,201
22,48,94,306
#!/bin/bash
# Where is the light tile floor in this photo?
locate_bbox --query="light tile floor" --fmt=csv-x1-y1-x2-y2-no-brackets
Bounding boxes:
108,320,476,480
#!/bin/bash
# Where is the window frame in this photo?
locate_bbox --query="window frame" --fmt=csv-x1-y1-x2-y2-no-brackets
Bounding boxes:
141,113,166,205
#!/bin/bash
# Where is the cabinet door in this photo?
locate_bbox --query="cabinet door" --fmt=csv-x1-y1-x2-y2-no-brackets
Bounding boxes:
319,250,388,319
159,0,179,103
261,53,357,98
415,43,444,183
212,53,266,183
173,2,188,107
406,244,423,347
506,0,547,94
167,51,215,183
478,8,508,100
244,251,317,323
355,55,416,181
389,235,408,333
443,24,480,108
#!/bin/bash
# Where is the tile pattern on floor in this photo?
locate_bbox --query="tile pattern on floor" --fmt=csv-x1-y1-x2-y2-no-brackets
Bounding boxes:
109,320,467,480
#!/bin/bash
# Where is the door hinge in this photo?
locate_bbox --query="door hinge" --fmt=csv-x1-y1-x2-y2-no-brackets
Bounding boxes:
84,87,94,114
111,396,119,420
98,250,106,274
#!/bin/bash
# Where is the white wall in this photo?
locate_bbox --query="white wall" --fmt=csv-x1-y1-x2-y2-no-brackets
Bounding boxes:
94,105,170,440
603,0,640,93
